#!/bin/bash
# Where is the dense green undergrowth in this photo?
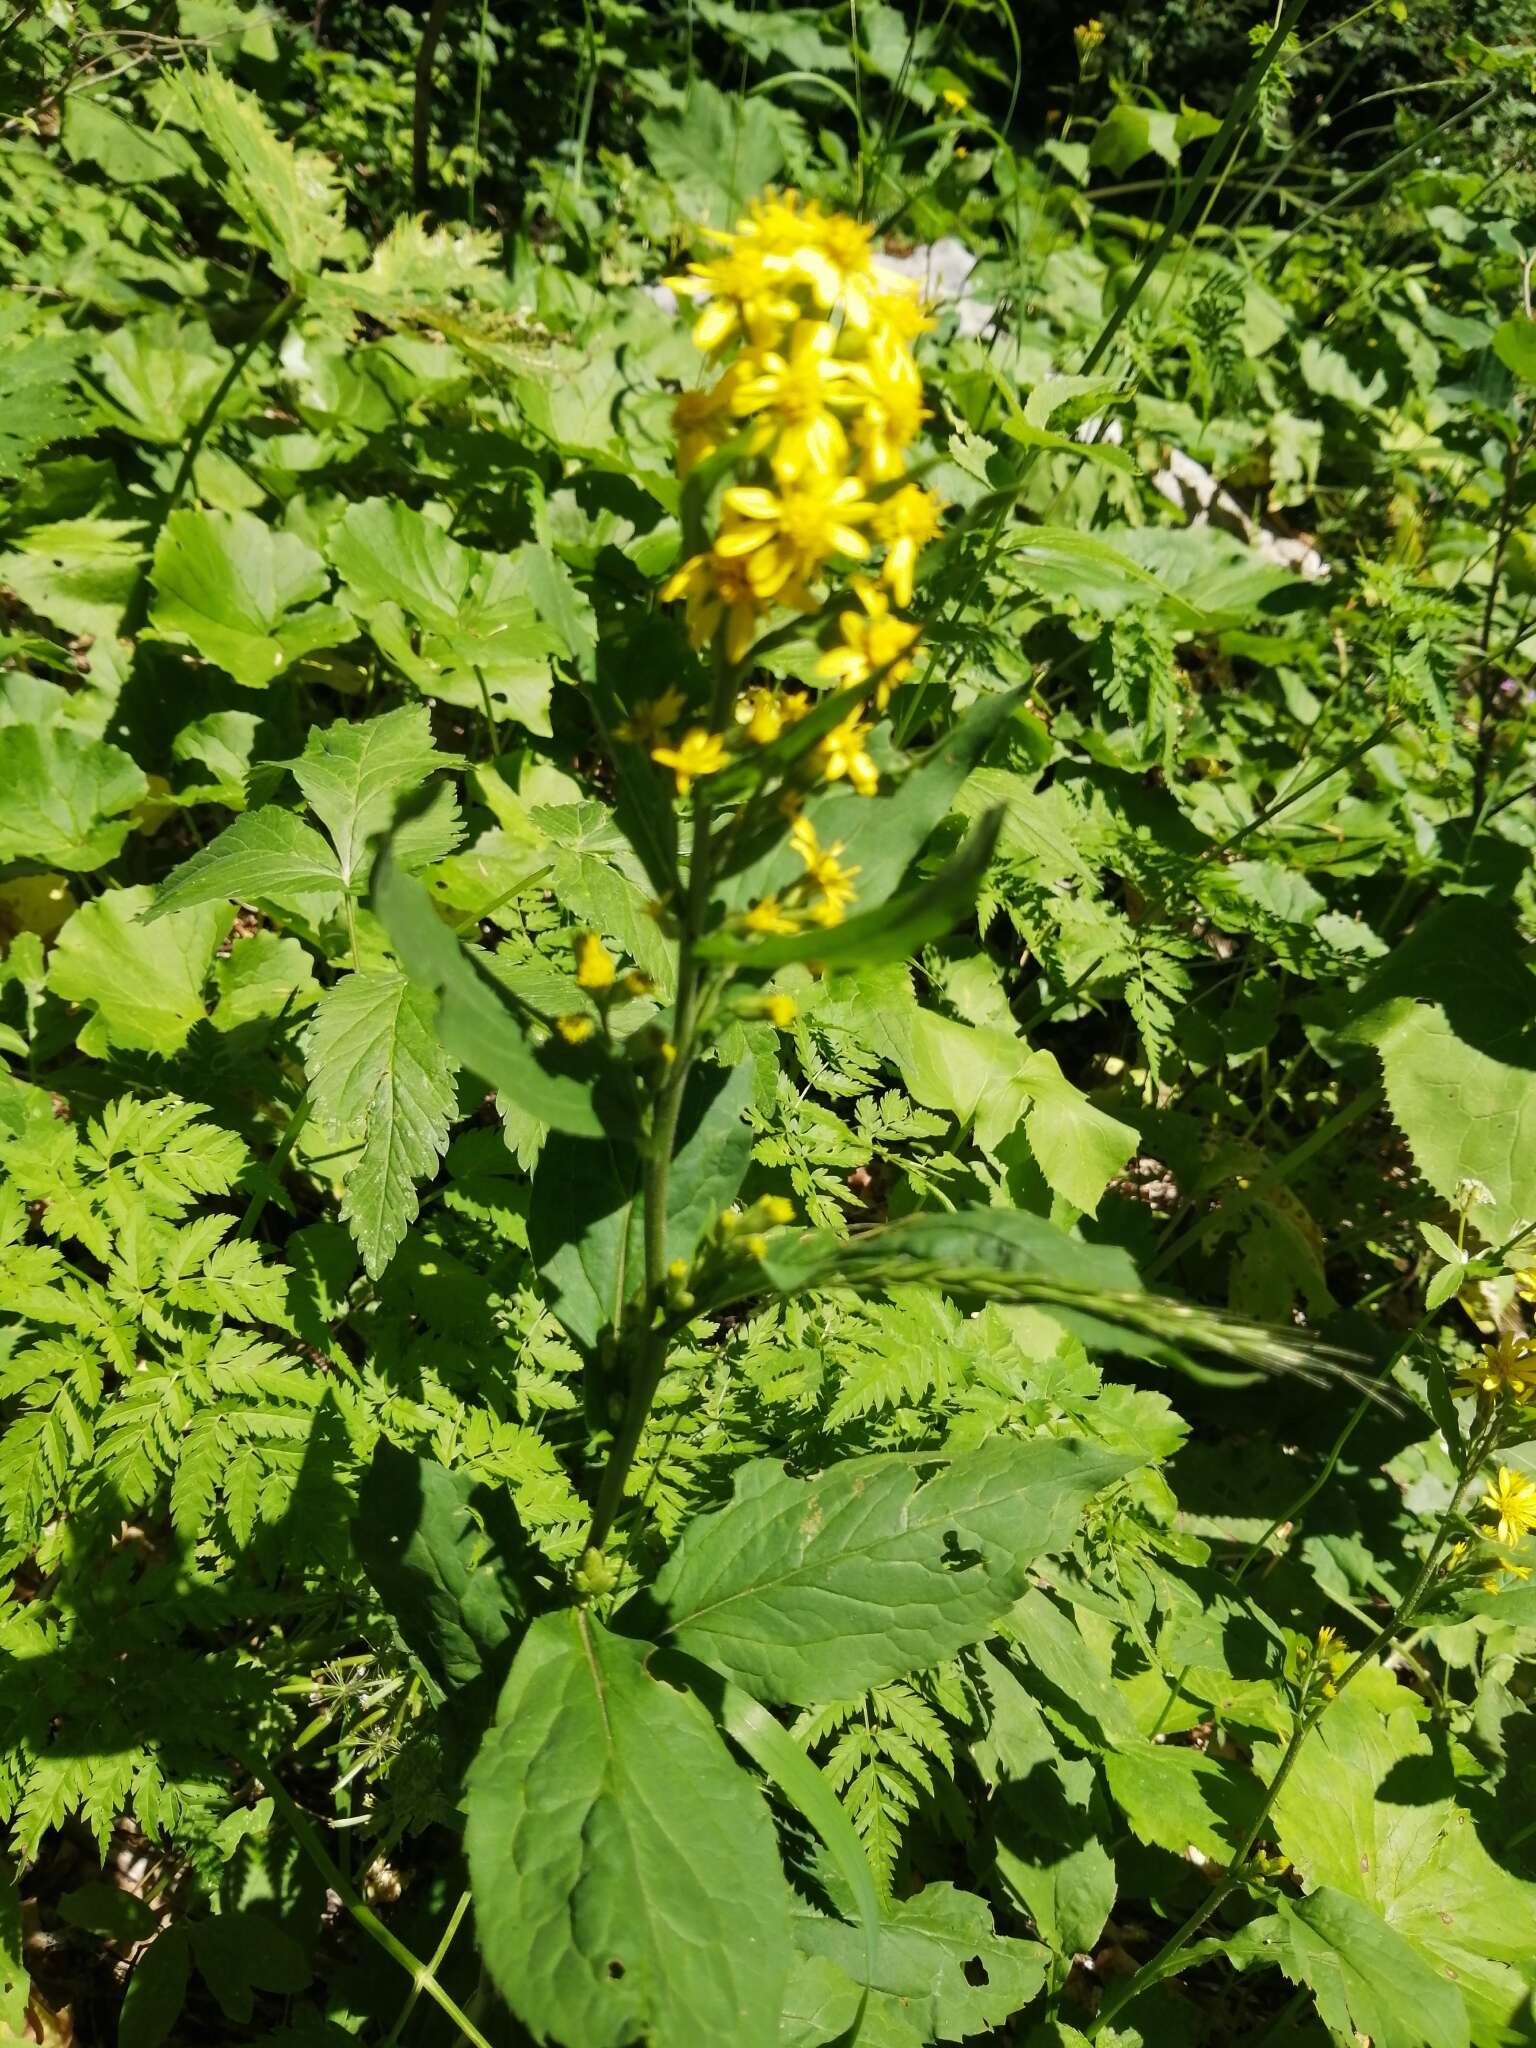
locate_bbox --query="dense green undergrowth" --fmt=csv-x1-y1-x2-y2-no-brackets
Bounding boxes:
2,3,1536,2044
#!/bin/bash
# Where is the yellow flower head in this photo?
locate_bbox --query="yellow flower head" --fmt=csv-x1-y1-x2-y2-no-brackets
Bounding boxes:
872,483,943,607
941,86,969,112
574,932,616,992
790,814,860,922
1483,1466,1536,1549
555,1013,596,1045
745,895,802,936
673,365,746,476
661,548,769,665
732,319,857,483
849,330,929,481
764,993,798,1028
1514,1268,1536,1306
651,727,727,795
1457,1333,1536,1404
817,578,922,707
669,241,800,355
815,710,880,798
717,475,875,596
736,685,809,747
616,686,686,747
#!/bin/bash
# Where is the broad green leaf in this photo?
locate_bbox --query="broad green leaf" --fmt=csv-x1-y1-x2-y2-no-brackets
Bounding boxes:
465,1609,793,2048
1493,315,1536,383
303,970,457,1279
792,1885,1048,2042
1089,103,1181,174
1229,1888,1470,2048
646,1437,1133,1705
290,705,461,887
530,1058,754,1346
0,519,144,643
0,724,146,872
699,810,1001,971
148,808,343,921
168,66,344,281
1101,1742,1253,1861
640,79,786,227
49,888,227,1056
330,499,561,730
86,316,232,446
148,509,351,687
59,1880,157,1943
372,850,604,1138
1263,1690,1536,2040
62,89,200,185
352,1443,527,1696
1341,900,1536,1243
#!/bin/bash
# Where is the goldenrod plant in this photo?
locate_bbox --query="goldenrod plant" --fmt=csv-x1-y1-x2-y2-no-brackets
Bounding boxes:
2,3,1536,2044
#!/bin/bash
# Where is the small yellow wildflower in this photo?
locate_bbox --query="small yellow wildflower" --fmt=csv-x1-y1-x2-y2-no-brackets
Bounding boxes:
765,993,798,1028
616,686,686,747
1483,1466,1536,1548
732,319,857,483
718,475,875,595
574,932,616,992
790,814,860,920
760,1194,796,1226
849,330,928,481
736,685,809,747
1457,1333,1536,1403
941,86,969,112
872,483,943,607
660,549,769,666
555,1013,595,1045
668,241,801,355
672,364,746,475
651,727,727,795
817,579,922,706
745,895,802,936
816,710,880,797
1514,1269,1536,1305
620,970,654,999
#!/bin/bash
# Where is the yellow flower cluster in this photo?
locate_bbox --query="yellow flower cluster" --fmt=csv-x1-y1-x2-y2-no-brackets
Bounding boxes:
652,191,943,797
554,932,652,1044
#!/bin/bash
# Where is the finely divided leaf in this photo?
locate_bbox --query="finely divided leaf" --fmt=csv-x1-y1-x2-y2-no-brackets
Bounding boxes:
303,971,456,1279
465,1609,793,2048
646,1438,1133,1705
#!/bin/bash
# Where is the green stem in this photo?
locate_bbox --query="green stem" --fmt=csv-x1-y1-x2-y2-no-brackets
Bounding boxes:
412,0,453,211
383,1888,472,2047
236,1089,312,1241
1087,1416,1497,2037
248,1759,495,2048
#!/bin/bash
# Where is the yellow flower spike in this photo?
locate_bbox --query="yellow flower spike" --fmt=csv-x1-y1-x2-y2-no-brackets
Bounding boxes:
651,727,727,795
1457,1333,1536,1403
760,1195,796,1226
745,895,802,936
816,709,880,797
1483,1466,1536,1548
717,476,875,596
817,579,923,707
873,483,943,608
574,932,616,992
555,1013,596,1044
616,686,686,747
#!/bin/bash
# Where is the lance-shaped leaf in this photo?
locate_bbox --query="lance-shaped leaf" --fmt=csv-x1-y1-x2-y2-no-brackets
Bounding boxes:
372,846,604,1137
465,1609,793,2048
147,509,352,688
699,809,1001,972
303,970,456,1279
640,1437,1134,1705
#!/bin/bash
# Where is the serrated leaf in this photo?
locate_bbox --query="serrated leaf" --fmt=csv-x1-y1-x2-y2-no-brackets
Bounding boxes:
303,970,457,1279
148,808,343,921
465,1609,793,2048
1229,1888,1470,2048
290,705,461,887
0,724,146,872
148,508,351,687
169,66,344,281
119,1928,190,2048
330,499,561,730
644,1437,1133,1705
48,888,227,1056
